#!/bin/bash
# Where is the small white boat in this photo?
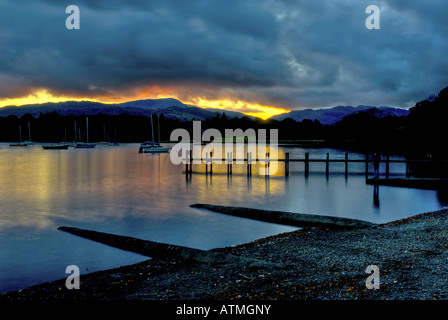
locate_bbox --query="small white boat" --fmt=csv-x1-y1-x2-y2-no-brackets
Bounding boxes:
138,142,169,153
139,114,169,153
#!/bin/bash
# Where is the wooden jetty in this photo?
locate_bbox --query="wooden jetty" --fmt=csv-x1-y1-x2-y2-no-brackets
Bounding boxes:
183,150,448,179
58,226,282,269
190,204,376,230
367,177,448,190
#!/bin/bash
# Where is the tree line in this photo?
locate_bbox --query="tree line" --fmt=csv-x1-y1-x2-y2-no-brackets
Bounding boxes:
1,85,448,159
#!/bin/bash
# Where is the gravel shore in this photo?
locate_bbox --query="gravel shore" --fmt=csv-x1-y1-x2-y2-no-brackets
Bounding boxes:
2,208,448,302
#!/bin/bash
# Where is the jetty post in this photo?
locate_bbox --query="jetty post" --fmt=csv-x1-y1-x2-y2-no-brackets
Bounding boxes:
385,154,390,178
204,151,213,175
189,149,193,174
345,152,349,178
325,153,330,177
247,152,252,177
209,151,213,175
285,152,290,176
227,152,233,176
406,160,410,178
184,149,192,177
365,154,369,179
185,150,188,173
305,153,309,177
265,152,270,177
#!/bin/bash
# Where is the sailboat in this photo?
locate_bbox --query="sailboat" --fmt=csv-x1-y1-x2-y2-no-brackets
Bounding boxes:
108,128,120,146
75,117,96,148
10,124,28,147
101,124,119,146
138,114,169,153
22,122,34,145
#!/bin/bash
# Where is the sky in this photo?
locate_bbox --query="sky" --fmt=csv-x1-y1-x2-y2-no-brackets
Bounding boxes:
1,0,448,119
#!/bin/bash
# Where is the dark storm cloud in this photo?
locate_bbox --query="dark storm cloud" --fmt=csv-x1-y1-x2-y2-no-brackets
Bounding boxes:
1,0,448,109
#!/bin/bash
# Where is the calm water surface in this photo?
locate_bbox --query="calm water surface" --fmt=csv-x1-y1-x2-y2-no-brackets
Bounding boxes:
0,143,446,293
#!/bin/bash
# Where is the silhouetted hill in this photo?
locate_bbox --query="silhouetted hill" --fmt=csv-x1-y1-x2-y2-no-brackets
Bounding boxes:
0,98,253,121
271,105,409,125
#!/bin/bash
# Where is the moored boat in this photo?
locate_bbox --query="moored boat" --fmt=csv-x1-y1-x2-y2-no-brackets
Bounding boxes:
138,142,170,153
43,144,70,150
138,114,169,153
9,143,28,147
75,142,96,149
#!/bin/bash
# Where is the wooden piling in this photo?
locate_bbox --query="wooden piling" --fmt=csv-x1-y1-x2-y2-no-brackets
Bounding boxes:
385,154,390,179
189,149,193,174
185,149,190,175
285,153,289,176
247,152,252,177
305,153,309,177
406,160,410,178
210,151,213,175
230,153,233,175
365,154,369,178
227,152,233,175
325,153,329,176
266,152,270,176
345,153,348,177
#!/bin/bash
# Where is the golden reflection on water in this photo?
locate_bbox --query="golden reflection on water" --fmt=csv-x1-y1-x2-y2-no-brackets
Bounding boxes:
0,143,290,234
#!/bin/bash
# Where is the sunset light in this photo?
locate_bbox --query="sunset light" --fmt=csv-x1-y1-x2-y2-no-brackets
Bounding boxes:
0,89,287,120
0,89,108,108
190,98,288,120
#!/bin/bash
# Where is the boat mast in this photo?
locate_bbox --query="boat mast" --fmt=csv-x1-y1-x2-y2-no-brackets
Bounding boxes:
74,121,77,142
86,117,89,143
151,114,154,143
157,113,161,143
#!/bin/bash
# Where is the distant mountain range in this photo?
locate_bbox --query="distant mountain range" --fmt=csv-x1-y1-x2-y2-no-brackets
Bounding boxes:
0,99,409,125
0,98,252,122
271,105,410,125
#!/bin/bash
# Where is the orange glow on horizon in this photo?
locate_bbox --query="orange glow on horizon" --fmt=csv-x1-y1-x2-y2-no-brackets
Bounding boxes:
0,89,287,120
0,89,113,108
189,98,287,120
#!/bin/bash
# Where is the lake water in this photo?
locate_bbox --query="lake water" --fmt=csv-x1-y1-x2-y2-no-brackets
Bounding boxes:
0,142,446,293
